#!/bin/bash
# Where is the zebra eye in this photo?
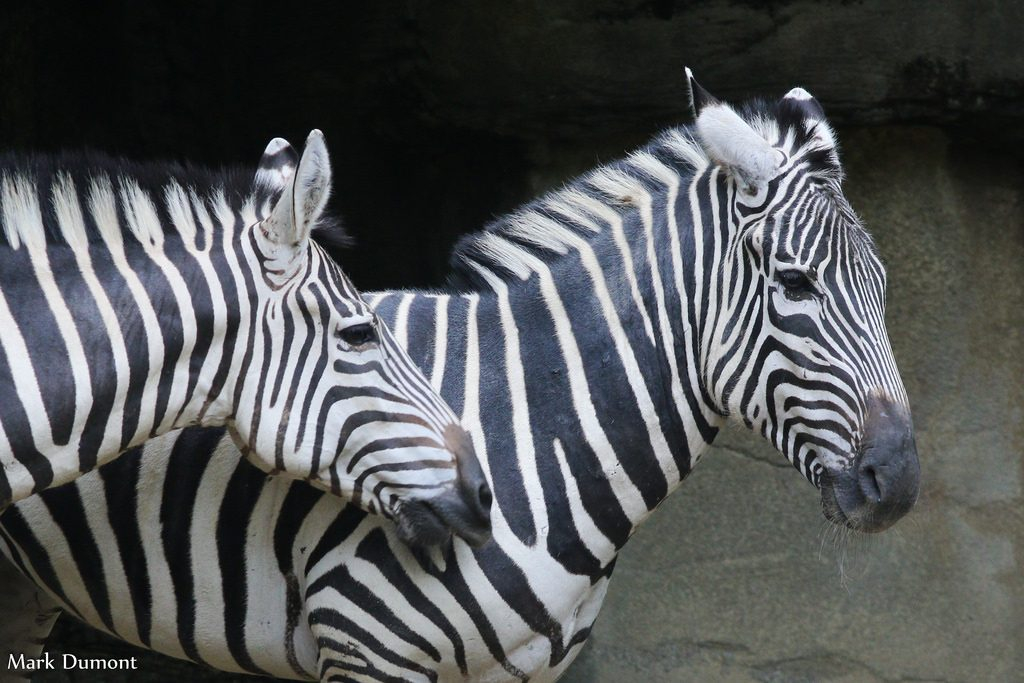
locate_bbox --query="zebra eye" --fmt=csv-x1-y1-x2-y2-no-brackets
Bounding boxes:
776,269,814,296
337,322,377,348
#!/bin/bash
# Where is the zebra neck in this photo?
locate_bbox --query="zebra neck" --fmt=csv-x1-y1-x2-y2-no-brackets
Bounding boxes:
0,217,240,505
372,214,724,574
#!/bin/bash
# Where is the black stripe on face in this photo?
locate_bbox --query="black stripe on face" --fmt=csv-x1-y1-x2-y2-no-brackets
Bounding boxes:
359,461,454,505
293,278,346,474
343,438,448,507
370,296,455,433
267,278,301,410
331,411,436,469
374,328,450,433
311,385,421,489
345,438,448,476
734,173,903,482
275,277,322,456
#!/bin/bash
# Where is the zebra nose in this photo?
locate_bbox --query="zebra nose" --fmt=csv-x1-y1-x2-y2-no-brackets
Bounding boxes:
832,395,920,532
444,424,493,534
857,433,919,509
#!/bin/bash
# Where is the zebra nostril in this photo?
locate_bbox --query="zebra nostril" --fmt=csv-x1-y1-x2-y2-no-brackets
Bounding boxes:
478,482,493,511
860,464,883,502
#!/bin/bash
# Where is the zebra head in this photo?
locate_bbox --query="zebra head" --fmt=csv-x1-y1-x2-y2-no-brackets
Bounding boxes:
231,132,491,547
686,72,920,533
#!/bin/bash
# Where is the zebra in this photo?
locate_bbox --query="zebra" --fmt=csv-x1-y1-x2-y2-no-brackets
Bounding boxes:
0,72,919,681
0,132,492,548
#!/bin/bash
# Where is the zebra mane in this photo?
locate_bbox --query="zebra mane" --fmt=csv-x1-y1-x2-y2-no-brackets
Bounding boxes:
0,150,348,252
448,96,846,290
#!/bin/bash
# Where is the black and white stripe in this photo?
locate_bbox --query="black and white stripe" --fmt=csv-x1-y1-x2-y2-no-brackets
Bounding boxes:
0,132,491,544
1,74,918,681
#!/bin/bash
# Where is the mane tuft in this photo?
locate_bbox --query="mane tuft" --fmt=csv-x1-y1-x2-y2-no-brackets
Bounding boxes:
447,94,847,292
0,150,349,251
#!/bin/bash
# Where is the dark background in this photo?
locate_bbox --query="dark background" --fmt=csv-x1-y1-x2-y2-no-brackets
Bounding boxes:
4,1,1022,291
3,1,1023,681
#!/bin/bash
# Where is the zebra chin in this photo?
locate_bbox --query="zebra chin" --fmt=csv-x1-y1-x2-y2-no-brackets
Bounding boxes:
393,492,492,549
818,396,921,533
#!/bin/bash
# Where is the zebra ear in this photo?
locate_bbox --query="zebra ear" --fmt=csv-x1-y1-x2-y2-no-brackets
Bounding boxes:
685,67,719,118
782,87,826,121
685,68,784,194
254,137,298,199
263,130,332,248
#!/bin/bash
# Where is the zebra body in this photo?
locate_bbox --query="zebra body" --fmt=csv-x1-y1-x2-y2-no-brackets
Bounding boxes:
0,133,491,547
1,75,919,681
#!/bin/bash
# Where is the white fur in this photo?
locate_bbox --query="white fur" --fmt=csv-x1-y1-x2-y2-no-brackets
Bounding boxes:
471,233,534,280
785,87,813,101
119,179,165,248
695,104,784,192
661,128,708,169
86,176,123,250
50,174,89,251
1,174,46,252
163,181,198,247
505,212,573,254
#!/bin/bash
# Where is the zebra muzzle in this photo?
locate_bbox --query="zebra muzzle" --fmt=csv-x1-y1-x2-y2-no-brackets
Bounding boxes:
821,395,921,533
393,424,492,548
